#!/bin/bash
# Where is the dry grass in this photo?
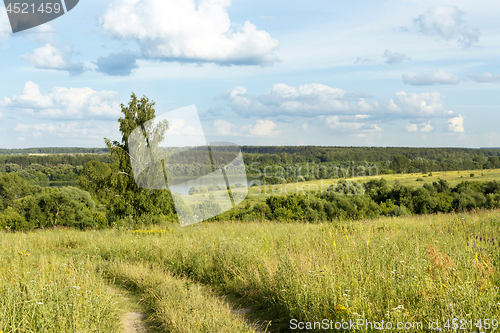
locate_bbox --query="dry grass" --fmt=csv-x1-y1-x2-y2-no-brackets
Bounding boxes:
1,209,500,332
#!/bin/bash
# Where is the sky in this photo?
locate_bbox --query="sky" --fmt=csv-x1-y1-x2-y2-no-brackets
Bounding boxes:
0,0,499,149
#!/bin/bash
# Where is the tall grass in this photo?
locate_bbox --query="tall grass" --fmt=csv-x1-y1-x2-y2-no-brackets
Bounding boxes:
88,211,499,331
101,260,254,332
0,232,121,332
1,210,499,332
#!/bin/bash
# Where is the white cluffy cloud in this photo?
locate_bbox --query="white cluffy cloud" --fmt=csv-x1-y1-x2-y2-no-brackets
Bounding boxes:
1,82,121,119
467,72,500,83
405,123,418,132
14,122,113,140
383,50,410,64
223,83,376,117
323,115,381,133
21,44,85,75
384,91,454,118
413,6,480,47
402,69,459,86
405,121,433,132
213,119,280,137
447,114,464,133
100,0,279,66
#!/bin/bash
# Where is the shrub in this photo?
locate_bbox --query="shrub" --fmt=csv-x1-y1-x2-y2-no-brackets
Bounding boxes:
0,207,29,230
253,202,270,216
391,205,409,217
92,211,109,229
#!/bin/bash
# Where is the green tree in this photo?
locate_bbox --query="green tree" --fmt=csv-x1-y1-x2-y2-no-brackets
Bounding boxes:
0,173,33,209
391,155,411,173
80,93,175,224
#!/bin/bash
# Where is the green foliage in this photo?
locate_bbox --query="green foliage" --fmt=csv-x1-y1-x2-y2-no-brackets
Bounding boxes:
92,211,109,229
0,173,33,209
0,207,28,230
391,155,411,173
257,179,500,223
253,202,270,216
79,93,176,225
266,194,304,220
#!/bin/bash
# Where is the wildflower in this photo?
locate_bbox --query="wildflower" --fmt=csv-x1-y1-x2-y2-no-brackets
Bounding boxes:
334,304,348,313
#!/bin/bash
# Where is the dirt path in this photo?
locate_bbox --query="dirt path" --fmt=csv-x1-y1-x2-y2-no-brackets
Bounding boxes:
122,311,148,333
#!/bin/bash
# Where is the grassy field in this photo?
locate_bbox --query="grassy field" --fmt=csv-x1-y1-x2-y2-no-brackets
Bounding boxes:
245,168,500,204
1,209,499,332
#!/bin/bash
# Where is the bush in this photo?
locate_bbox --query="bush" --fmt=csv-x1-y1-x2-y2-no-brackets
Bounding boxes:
92,211,109,229
198,185,209,194
391,205,409,217
0,207,29,230
253,202,270,216
208,184,222,191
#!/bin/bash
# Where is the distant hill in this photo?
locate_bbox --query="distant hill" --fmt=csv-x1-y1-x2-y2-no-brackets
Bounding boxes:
0,147,109,155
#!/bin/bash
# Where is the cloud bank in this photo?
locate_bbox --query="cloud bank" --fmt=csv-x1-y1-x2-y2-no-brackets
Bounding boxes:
100,0,279,66
384,50,410,64
21,44,85,76
222,83,376,117
413,6,480,47
213,119,280,137
466,72,500,83
1,82,121,120
402,69,459,86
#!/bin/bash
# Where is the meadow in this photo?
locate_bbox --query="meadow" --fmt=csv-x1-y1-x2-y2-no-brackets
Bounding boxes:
1,209,499,332
246,168,500,202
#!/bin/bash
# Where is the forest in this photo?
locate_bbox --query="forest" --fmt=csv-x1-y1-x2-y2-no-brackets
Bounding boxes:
1,94,500,231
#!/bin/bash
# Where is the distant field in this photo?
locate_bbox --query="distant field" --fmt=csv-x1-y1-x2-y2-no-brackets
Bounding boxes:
1,210,499,332
245,168,500,203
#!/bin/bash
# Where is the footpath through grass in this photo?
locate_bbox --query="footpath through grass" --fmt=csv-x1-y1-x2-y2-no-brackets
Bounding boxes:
1,210,500,332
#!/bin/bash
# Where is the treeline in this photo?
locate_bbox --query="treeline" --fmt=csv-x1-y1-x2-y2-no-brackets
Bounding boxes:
232,179,500,222
1,146,500,182
0,147,109,155
0,155,113,184
0,173,108,230
241,146,500,163
243,147,500,176
1,163,81,183
0,154,112,168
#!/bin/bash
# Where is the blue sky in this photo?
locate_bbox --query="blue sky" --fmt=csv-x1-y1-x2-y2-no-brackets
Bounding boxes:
0,0,499,148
